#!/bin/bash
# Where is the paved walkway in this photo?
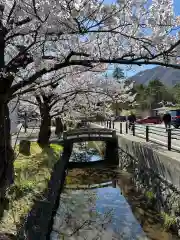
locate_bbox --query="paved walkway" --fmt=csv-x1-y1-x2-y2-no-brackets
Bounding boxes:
11,127,56,147
94,122,180,154
113,122,180,152
117,130,180,163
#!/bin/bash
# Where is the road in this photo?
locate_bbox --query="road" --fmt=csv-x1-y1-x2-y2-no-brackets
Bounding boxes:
11,127,56,147
11,122,180,152
105,121,180,151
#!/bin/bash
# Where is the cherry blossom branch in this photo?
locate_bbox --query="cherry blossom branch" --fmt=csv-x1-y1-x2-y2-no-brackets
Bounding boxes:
9,61,92,96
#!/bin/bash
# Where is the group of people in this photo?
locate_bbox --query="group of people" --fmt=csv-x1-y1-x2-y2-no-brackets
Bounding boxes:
127,111,172,131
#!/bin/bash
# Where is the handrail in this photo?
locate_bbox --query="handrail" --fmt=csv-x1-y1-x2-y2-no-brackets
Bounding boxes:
65,131,113,137
66,127,113,133
63,127,116,140
95,121,180,152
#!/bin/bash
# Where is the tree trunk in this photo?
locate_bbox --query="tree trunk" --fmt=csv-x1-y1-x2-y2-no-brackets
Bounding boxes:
38,107,51,148
0,102,14,196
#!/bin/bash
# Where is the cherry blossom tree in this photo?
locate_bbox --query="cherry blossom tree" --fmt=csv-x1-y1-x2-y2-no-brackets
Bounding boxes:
0,0,179,203
70,75,135,119
19,86,73,147
19,71,135,146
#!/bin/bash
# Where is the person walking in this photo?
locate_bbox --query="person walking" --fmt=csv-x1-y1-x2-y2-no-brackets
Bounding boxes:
162,111,171,131
128,112,136,130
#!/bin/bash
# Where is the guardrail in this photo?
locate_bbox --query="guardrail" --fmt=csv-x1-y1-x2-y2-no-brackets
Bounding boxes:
63,128,116,140
96,121,180,152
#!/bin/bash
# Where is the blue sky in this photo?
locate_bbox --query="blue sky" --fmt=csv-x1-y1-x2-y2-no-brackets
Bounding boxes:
107,0,180,77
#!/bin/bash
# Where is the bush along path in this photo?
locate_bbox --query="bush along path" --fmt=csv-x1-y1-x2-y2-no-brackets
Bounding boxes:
0,142,63,238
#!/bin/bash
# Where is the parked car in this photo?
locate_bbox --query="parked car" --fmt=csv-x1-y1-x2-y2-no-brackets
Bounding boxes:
169,109,180,128
136,116,162,124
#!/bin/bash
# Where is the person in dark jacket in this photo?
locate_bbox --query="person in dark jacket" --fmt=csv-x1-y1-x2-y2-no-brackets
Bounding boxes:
128,112,136,130
162,112,171,131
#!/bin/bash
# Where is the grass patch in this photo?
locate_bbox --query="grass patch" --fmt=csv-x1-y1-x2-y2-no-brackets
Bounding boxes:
161,212,177,230
145,190,155,200
0,142,63,235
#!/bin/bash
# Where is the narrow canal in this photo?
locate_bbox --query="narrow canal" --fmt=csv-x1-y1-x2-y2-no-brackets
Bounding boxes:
50,142,179,240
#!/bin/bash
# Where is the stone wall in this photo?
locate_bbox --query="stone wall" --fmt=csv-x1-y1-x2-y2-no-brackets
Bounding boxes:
117,134,180,190
118,141,180,236
90,123,180,235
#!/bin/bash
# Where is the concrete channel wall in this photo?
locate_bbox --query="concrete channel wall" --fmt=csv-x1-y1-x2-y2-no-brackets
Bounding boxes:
91,123,180,234
117,134,180,190
90,123,180,190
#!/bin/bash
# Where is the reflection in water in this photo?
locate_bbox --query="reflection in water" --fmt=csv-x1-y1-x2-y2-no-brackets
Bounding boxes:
69,142,104,162
50,144,178,240
51,156,148,240
51,184,148,240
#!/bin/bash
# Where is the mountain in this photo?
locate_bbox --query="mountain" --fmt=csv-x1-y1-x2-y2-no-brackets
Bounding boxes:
128,66,180,86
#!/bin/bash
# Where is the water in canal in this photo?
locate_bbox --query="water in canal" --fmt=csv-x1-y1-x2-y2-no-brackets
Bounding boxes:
50,142,179,240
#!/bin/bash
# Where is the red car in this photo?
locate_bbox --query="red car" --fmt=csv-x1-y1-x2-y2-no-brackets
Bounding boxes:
136,116,162,124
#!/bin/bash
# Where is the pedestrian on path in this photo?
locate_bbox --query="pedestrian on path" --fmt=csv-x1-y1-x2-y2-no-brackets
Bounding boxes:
128,112,136,131
162,112,171,131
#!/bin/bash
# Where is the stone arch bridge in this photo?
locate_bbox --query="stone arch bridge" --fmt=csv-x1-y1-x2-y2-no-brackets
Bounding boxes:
51,127,119,166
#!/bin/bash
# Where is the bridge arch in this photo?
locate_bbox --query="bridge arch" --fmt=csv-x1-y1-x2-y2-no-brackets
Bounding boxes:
50,128,119,166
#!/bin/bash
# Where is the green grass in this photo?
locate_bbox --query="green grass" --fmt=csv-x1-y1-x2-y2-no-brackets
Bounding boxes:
161,212,177,230
145,191,155,200
0,142,63,235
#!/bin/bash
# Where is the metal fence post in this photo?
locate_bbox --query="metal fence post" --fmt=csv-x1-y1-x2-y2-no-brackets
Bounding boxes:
146,125,149,142
132,124,135,136
120,122,122,134
125,122,128,134
112,121,115,129
167,128,171,151
109,121,111,129
112,130,116,138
